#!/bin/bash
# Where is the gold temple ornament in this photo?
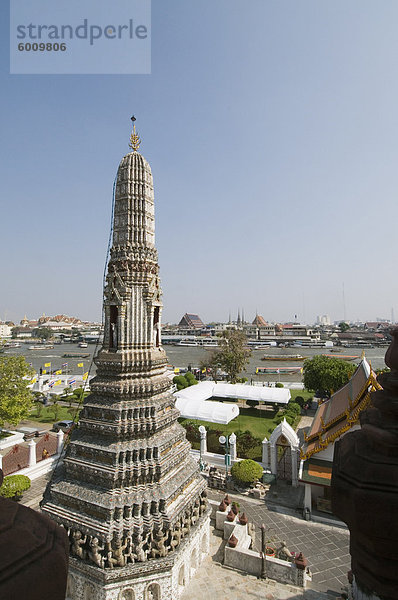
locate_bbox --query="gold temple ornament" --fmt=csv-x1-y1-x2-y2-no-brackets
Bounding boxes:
129,115,141,151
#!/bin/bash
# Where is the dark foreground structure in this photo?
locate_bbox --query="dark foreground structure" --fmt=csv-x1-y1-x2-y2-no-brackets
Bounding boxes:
332,329,398,600
0,468,69,600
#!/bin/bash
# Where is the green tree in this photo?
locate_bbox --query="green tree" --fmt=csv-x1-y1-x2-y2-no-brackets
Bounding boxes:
339,322,350,332
68,406,81,421
199,354,222,382
32,327,53,340
303,355,355,396
49,401,61,422
0,356,34,428
208,330,251,384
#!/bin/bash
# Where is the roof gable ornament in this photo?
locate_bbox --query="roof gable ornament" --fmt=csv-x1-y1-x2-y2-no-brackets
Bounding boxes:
129,115,141,152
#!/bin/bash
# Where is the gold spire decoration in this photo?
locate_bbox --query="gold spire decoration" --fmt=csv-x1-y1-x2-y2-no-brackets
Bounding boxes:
129,115,141,151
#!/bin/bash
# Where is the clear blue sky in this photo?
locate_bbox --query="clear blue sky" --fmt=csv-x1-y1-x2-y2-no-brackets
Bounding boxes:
1,1,398,325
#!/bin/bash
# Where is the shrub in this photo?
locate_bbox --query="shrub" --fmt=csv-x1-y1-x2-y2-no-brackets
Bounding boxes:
275,382,284,388
173,375,188,391
184,372,198,386
246,399,259,408
236,430,262,457
181,419,200,442
0,475,31,500
231,459,263,485
286,402,301,416
275,412,296,427
293,395,305,407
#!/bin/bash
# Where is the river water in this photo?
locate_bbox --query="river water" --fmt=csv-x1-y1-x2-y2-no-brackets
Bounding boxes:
4,342,389,383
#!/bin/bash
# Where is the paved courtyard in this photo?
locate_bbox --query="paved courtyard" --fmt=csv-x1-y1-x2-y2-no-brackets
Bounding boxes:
181,527,343,600
205,490,350,598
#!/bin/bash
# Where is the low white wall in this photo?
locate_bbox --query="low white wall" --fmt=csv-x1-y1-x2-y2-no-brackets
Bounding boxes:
17,454,61,481
0,430,25,450
224,546,308,587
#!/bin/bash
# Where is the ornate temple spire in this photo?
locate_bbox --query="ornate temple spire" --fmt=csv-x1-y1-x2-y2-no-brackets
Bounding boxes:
41,122,209,598
128,115,141,152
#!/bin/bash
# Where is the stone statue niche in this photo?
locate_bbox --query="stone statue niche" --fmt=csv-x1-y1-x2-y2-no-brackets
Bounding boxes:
332,327,398,600
109,305,118,350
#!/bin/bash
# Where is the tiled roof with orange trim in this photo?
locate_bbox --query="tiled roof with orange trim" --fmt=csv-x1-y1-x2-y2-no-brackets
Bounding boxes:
300,359,380,460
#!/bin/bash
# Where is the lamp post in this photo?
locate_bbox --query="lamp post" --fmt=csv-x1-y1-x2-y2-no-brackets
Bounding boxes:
219,434,233,480
198,425,206,471
261,523,267,579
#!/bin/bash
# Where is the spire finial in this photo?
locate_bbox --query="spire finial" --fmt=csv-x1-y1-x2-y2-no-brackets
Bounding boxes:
129,115,141,152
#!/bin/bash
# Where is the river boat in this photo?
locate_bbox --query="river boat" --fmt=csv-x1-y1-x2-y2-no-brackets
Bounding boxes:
62,352,90,358
256,366,303,375
322,354,360,361
4,342,21,348
28,344,54,350
203,341,219,348
78,342,88,348
261,354,305,362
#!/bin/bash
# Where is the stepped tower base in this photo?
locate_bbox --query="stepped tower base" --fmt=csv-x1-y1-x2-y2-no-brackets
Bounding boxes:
66,513,210,600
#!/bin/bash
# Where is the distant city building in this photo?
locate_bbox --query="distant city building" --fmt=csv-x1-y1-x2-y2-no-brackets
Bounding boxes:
178,312,204,329
38,313,82,327
18,313,101,332
0,323,12,337
11,327,34,338
252,314,268,327
278,323,318,338
317,314,331,326
244,315,276,339
20,315,38,328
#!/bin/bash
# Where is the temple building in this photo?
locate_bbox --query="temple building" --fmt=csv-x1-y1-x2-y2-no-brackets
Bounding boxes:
178,313,204,329
332,330,398,600
299,358,380,516
41,120,210,600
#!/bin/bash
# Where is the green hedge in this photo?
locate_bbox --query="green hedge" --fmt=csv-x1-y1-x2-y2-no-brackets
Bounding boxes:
231,459,263,485
0,474,31,499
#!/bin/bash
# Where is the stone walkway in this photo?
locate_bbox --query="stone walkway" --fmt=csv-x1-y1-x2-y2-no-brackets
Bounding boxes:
181,528,340,600
20,471,53,509
207,490,350,598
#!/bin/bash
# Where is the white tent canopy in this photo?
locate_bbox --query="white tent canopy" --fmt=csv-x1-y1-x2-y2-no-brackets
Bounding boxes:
173,381,290,425
174,381,290,405
175,396,239,425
